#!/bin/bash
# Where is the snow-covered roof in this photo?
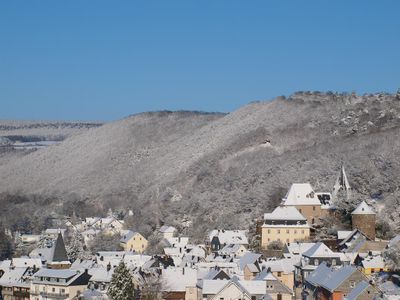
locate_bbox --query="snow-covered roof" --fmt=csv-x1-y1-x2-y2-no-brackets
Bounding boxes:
282,183,321,206
219,243,247,256
34,268,77,279
0,258,42,269
159,225,176,233
285,242,316,256
338,231,353,240
260,258,296,274
0,267,30,287
302,242,340,258
208,230,248,245
351,201,375,215
165,236,189,248
89,267,114,283
161,267,197,292
264,206,307,221
254,269,278,281
202,278,266,295
361,254,385,269
238,253,261,270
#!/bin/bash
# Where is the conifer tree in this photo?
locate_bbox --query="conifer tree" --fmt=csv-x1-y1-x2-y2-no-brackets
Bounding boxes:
107,260,135,300
66,230,90,262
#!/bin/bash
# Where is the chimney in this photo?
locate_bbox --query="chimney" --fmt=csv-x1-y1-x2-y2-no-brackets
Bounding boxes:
107,263,111,272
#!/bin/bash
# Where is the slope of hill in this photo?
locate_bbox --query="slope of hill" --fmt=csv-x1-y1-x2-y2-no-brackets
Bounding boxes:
1,92,399,238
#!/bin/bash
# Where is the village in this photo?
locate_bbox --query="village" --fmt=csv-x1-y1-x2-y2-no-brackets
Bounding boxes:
0,167,399,300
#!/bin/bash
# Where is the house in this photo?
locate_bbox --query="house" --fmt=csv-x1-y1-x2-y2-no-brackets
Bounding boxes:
295,242,343,287
261,206,310,249
30,269,91,300
238,253,262,280
159,225,177,239
254,269,293,300
283,242,315,260
207,230,248,253
219,243,248,258
355,252,388,275
351,201,376,241
260,258,296,292
281,183,332,224
202,277,266,300
160,267,198,300
119,231,148,253
0,265,38,300
85,264,114,297
303,262,378,300
338,229,387,255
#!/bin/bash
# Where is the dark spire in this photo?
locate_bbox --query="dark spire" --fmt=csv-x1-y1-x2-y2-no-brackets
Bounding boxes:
51,232,69,262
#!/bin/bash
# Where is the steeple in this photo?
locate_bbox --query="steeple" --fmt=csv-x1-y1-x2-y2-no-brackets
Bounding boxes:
332,165,351,200
51,232,69,262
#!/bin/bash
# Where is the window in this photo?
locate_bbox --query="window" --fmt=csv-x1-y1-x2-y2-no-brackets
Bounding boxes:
61,289,65,294
299,209,302,213
313,206,316,211
277,294,282,300
277,229,280,234
332,259,336,266
267,238,270,242
350,281,356,288
294,230,297,234
312,218,315,224
277,271,282,277
301,230,305,234
314,259,319,266
52,288,55,292
286,229,289,233
267,229,271,234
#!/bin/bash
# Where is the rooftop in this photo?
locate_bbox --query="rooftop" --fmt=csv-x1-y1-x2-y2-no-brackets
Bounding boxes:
351,201,375,215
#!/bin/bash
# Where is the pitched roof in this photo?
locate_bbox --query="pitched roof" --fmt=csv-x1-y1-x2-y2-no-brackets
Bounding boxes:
238,252,261,270
282,183,321,206
305,262,333,286
351,201,375,215
345,281,370,300
264,206,307,221
159,225,176,233
302,242,339,258
338,231,353,240
208,230,248,245
120,230,139,243
320,265,357,292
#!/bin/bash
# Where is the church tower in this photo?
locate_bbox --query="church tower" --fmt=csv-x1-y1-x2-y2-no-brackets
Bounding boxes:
351,201,376,240
332,165,352,201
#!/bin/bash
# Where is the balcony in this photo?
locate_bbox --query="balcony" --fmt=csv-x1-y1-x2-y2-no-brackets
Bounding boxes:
39,291,70,299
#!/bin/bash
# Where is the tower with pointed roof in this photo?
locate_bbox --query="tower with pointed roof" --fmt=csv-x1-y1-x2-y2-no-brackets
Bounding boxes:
332,165,352,201
351,201,376,240
47,232,71,269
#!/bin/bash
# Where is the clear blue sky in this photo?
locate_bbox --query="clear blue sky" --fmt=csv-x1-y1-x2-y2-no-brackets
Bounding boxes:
1,1,399,121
